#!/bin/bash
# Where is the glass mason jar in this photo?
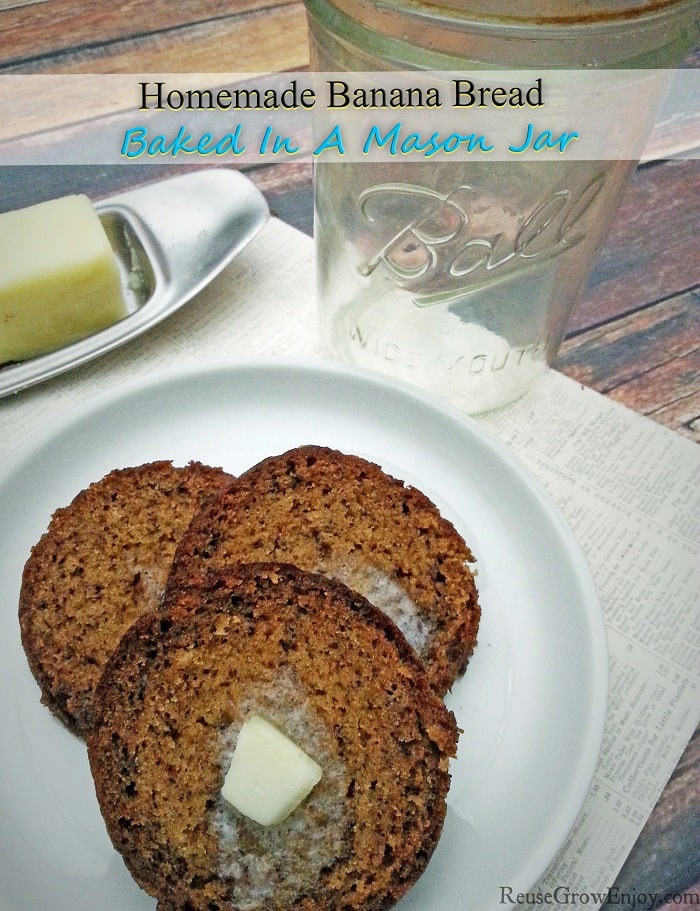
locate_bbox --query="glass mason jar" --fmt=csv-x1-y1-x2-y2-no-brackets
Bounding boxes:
304,0,699,413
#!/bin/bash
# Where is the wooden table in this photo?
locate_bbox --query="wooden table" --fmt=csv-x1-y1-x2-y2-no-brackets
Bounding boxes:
1,1,698,907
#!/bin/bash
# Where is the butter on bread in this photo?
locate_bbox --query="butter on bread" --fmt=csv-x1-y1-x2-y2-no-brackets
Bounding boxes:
221,714,323,826
88,562,458,911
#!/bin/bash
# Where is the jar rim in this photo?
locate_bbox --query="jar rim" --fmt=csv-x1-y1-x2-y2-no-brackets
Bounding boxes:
369,0,699,27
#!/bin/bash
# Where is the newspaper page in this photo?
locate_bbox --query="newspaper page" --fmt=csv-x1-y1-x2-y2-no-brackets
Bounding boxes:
1,216,698,909
479,375,700,909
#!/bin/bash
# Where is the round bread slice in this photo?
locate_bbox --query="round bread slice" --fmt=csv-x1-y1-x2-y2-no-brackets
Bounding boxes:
166,445,480,695
87,562,458,911
19,460,234,737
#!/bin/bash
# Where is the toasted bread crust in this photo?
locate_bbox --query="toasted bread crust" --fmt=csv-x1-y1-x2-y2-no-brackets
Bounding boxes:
167,445,480,695
19,460,234,736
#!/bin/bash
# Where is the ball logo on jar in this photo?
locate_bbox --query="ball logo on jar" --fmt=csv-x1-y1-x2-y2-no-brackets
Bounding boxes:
356,174,607,306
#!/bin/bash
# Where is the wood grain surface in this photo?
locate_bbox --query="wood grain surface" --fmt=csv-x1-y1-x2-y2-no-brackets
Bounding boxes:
0,0,309,72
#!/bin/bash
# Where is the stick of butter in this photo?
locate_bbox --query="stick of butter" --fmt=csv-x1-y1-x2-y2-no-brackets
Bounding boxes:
0,194,128,365
222,715,323,826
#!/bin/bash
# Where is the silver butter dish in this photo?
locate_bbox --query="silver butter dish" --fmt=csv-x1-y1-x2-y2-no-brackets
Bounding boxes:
0,168,269,397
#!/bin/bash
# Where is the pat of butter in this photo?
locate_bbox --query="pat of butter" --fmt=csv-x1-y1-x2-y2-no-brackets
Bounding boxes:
0,194,128,365
222,715,322,826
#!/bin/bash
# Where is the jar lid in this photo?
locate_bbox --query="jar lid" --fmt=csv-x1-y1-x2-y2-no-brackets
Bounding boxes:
305,0,698,67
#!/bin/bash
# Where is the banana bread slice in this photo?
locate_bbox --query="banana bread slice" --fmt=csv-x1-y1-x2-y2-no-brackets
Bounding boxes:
19,460,234,736
166,445,480,694
88,562,458,911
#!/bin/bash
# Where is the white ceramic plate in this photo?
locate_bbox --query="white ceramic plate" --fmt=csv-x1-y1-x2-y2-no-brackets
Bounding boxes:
0,359,607,911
